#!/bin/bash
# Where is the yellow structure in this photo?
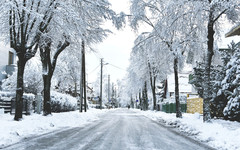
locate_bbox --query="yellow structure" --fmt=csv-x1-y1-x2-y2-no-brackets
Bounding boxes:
225,24,240,37
187,97,203,114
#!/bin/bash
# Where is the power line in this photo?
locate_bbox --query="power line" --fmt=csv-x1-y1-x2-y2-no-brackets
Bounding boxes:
108,63,127,71
93,51,103,60
89,64,100,74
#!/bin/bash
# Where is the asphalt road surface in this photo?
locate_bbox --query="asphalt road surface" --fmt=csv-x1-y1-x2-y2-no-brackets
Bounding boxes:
4,109,214,150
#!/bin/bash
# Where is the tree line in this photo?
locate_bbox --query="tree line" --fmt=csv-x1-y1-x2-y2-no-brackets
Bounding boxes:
0,0,125,121
127,0,239,122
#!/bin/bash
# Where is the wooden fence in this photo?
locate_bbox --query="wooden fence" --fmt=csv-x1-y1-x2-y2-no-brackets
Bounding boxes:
0,97,29,114
0,97,12,113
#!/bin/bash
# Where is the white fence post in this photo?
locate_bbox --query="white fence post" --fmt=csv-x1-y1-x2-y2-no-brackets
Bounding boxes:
36,93,42,114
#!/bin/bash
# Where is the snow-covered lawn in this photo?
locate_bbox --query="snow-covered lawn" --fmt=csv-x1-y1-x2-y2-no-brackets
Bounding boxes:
0,109,109,148
133,109,240,150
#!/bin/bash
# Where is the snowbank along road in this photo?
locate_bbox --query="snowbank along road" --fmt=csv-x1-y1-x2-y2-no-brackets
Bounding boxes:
3,109,215,150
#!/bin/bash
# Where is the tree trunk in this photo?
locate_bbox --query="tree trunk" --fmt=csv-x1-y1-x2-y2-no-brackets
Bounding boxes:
142,88,146,111
148,62,157,110
174,57,182,118
145,81,148,110
163,79,168,98
131,95,134,108
203,12,215,122
151,77,157,110
142,81,148,111
139,90,142,110
74,82,77,97
136,95,138,108
40,36,70,115
79,69,83,112
43,74,52,116
14,58,26,121
40,41,52,116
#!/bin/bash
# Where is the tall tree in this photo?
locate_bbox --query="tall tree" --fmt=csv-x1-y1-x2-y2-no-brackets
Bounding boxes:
222,47,240,121
37,0,126,115
39,35,70,115
197,0,239,122
53,47,82,97
130,33,172,110
130,0,200,117
0,0,62,120
2,57,43,95
130,0,239,120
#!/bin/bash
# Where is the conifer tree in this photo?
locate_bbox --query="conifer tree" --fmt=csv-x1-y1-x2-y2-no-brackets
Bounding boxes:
222,47,240,121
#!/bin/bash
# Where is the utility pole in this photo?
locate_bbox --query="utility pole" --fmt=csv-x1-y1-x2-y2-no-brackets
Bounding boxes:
79,71,83,112
82,40,87,112
79,41,84,112
108,75,110,103
100,58,103,110
112,83,114,108
115,86,117,107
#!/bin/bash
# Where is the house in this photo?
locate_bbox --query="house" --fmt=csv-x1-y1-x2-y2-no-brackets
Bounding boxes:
225,23,240,37
166,64,197,98
0,42,16,90
86,86,95,102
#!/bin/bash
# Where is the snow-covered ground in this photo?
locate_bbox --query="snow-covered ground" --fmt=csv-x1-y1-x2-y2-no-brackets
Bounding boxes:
132,109,240,150
1,109,239,150
0,109,109,148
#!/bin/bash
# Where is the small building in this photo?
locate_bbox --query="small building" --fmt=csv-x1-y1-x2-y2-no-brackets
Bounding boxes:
0,42,16,89
166,64,197,98
225,24,240,37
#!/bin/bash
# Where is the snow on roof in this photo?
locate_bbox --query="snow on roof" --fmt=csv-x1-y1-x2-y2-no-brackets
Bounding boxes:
225,23,240,37
167,64,194,93
168,73,193,93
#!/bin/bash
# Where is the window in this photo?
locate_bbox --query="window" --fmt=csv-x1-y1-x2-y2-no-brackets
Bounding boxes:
8,51,14,65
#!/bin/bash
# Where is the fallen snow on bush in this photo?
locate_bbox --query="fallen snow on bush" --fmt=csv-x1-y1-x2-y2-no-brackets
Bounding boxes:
51,91,77,106
133,109,240,150
0,108,109,148
51,91,78,112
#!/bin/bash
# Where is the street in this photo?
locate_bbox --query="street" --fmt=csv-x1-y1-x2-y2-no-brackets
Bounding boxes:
3,109,214,150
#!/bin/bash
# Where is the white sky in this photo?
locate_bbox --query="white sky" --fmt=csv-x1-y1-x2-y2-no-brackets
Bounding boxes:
86,0,240,85
86,0,134,84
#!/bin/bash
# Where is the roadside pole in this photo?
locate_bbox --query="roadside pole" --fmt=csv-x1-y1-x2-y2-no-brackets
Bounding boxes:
100,58,103,110
108,75,110,105
82,40,87,112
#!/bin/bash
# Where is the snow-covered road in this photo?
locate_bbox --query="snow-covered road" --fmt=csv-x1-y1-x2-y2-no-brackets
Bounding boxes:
3,109,214,150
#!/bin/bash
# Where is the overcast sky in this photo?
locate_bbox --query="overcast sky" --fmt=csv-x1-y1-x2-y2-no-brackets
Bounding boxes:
86,0,134,85
86,0,240,85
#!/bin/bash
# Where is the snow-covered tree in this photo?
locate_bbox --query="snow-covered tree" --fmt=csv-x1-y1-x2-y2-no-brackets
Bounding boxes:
0,0,126,118
210,42,239,118
2,57,42,95
203,0,239,122
0,0,62,120
130,0,239,121
221,47,240,121
34,0,126,115
129,33,172,110
130,0,203,117
184,0,240,122
190,41,240,119
53,48,81,96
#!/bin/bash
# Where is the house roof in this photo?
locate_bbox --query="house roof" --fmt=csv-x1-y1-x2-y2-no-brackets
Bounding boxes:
225,24,240,37
167,73,193,93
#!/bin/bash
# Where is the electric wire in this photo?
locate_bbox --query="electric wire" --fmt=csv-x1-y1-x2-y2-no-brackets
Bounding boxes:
108,63,127,71
89,64,100,74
